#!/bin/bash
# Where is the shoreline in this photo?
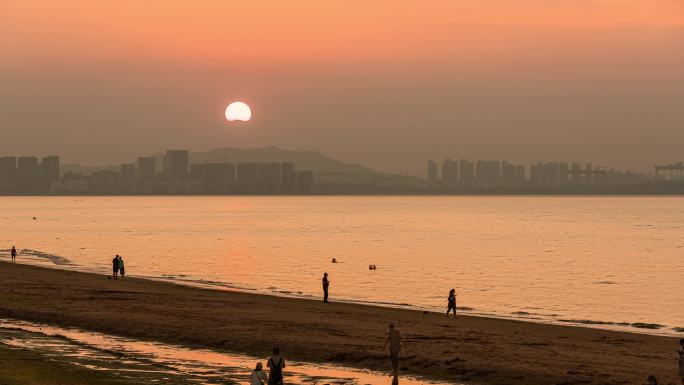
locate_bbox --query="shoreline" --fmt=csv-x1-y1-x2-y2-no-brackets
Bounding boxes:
147,274,683,338
12,251,682,338
0,261,681,384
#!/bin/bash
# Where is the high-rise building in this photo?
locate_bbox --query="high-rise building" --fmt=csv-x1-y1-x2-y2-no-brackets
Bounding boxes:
89,170,118,193
570,162,582,183
0,156,17,193
475,160,501,184
531,161,559,185
164,150,190,181
427,160,437,181
501,161,516,184
585,162,594,184
208,163,234,183
441,159,458,183
120,163,136,182
17,156,40,193
224,163,236,181
191,163,235,192
558,162,570,184
237,162,258,181
515,165,526,183
530,162,543,184
281,162,297,193
41,156,60,190
190,164,207,182
137,157,156,181
258,163,282,193
545,162,559,185
458,159,475,182
298,171,314,193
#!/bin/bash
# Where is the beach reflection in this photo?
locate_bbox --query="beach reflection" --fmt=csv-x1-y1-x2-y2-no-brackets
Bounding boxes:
0,318,454,385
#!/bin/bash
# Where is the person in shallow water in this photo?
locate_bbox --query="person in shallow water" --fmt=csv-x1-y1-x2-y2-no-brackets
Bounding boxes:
267,347,285,385
383,324,404,373
118,256,125,279
112,255,120,279
250,362,267,385
446,288,457,317
10,246,17,263
322,272,330,303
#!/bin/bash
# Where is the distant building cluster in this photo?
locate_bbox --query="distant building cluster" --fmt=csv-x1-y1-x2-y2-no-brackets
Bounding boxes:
427,158,648,187
0,150,315,195
0,155,60,194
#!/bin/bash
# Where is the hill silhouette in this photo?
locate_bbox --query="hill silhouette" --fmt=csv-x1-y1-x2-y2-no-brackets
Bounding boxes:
61,146,401,185
189,146,378,175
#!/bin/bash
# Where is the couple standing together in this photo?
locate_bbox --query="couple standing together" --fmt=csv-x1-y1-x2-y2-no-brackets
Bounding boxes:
111,255,125,279
249,347,285,385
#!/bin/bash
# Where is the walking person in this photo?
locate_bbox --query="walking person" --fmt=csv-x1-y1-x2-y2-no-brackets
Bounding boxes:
322,272,330,303
249,362,267,385
446,288,457,317
10,246,17,263
383,324,404,374
112,255,120,279
118,256,125,279
267,347,285,385
678,338,684,385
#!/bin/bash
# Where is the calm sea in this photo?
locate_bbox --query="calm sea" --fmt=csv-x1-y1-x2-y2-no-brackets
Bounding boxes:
1,196,682,335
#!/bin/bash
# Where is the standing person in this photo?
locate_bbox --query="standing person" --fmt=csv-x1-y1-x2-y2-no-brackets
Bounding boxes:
322,272,330,303
267,347,285,385
112,255,120,279
678,338,684,385
249,362,267,385
10,246,17,263
383,324,404,374
446,288,457,317
118,256,125,279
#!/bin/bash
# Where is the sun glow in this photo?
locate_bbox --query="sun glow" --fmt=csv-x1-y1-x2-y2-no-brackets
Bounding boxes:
225,102,252,122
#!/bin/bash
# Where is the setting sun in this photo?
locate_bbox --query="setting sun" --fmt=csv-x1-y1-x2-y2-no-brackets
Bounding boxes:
225,101,251,122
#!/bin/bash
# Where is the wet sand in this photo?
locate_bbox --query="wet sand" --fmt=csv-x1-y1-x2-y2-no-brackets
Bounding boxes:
0,262,680,385
0,341,141,385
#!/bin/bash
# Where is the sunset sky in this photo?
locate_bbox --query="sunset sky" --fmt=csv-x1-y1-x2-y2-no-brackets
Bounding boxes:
1,1,682,174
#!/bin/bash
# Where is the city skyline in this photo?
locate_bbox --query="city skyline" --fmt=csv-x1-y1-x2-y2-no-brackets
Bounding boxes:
0,149,316,195
0,144,676,176
4,145,682,196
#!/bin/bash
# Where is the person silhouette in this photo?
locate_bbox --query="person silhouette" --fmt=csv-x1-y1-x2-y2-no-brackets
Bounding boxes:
322,273,330,303
267,347,285,385
249,362,267,385
383,324,404,374
112,255,120,279
446,289,457,317
118,256,125,279
10,246,17,263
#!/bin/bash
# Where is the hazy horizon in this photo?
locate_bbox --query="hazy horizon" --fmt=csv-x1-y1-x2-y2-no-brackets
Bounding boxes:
1,1,682,175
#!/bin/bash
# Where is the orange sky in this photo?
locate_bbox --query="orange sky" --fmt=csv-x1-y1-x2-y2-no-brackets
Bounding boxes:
1,1,683,173
3,1,682,65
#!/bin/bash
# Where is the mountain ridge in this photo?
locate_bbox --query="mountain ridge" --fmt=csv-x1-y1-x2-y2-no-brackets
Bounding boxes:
61,146,389,180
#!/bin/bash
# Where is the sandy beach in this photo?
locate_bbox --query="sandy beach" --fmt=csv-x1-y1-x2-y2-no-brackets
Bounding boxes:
0,261,680,385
